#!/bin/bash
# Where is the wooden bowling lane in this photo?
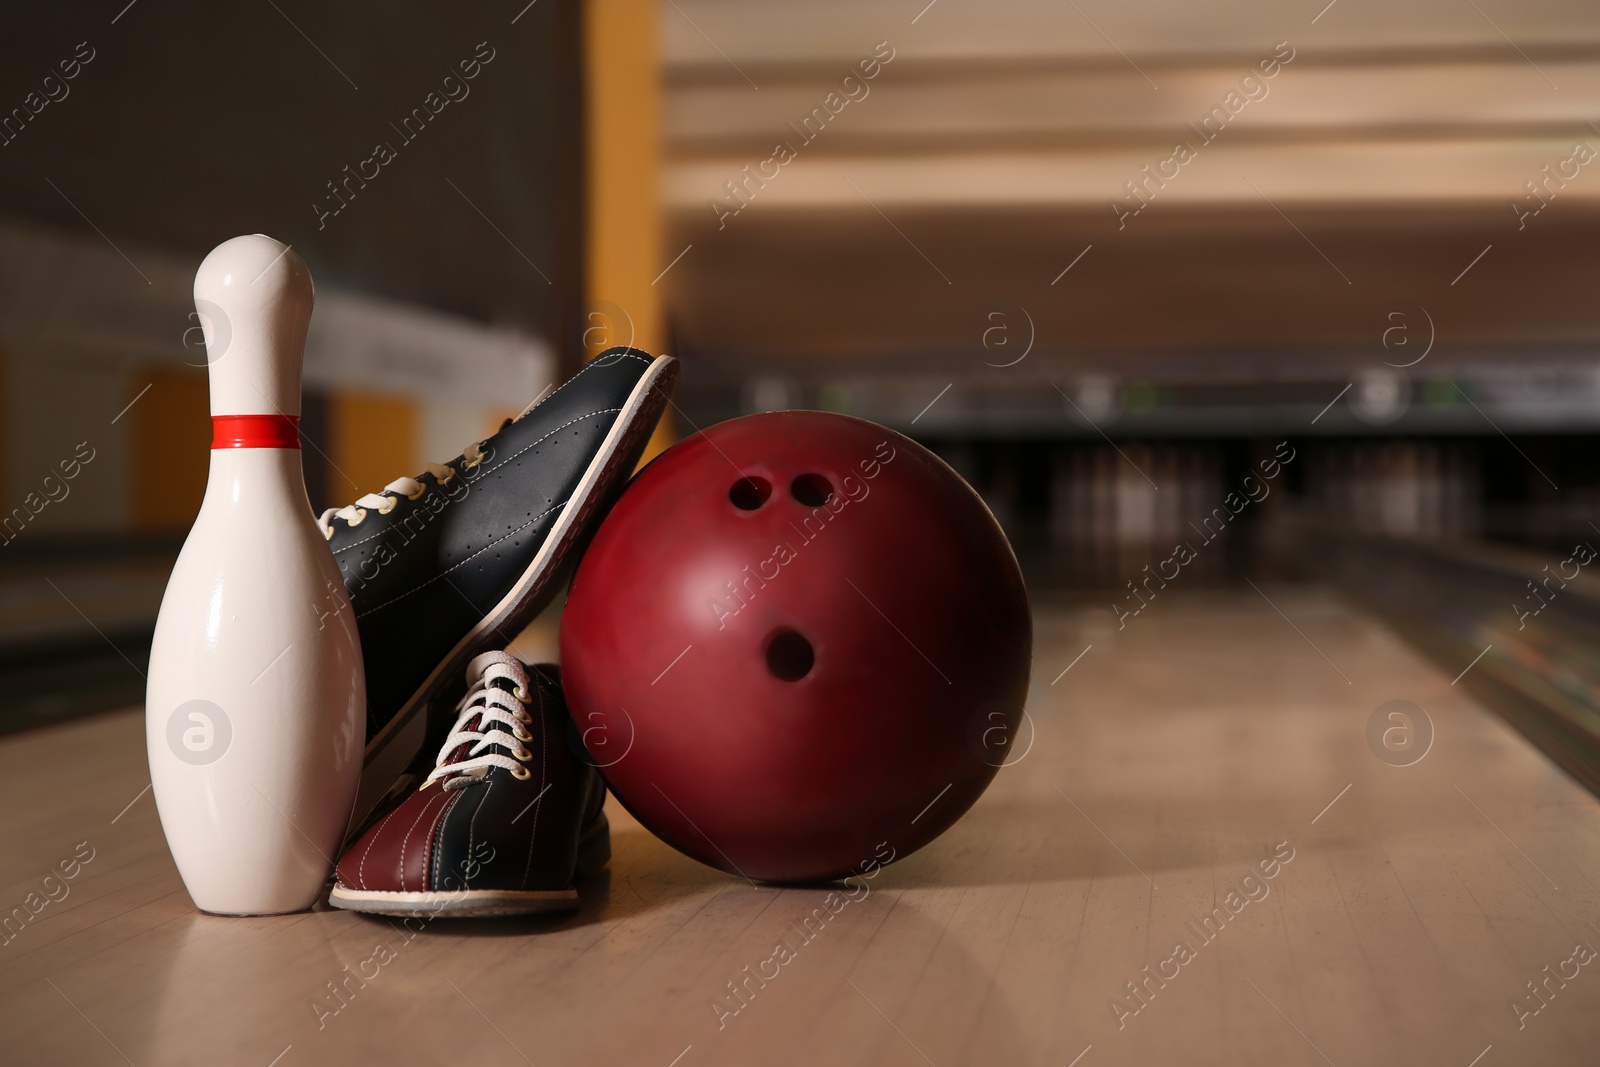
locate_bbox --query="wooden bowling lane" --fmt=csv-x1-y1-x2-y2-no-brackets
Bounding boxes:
4,587,1600,1066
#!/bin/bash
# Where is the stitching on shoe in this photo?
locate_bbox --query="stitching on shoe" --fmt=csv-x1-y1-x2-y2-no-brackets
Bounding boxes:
464,776,494,890
421,790,464,892
526,350,651,419
396,792,446,893
330,408,620,559
349,804,405,891
476,408,623,480
328,475,469,555
520,676,549,891
351,499,567,620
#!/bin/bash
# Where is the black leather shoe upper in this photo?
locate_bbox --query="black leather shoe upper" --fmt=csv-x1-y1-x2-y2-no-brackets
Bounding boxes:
323,347,675,742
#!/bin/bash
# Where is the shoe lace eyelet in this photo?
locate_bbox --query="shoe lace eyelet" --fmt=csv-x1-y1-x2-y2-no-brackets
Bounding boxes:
512,686,531,703
510,764,531,780
377,497,397,515
406,484,427,500
512,723,532,742
347,508,369,527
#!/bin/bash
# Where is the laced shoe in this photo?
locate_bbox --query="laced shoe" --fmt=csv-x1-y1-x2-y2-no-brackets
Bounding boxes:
321,348,676,828
328,652,608,917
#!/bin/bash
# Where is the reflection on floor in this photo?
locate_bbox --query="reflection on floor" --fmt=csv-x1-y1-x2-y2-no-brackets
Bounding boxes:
2,589,1599,1065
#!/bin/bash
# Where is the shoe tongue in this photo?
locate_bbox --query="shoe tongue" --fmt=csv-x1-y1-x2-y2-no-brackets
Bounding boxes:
439,694,513,770
440,732,477,770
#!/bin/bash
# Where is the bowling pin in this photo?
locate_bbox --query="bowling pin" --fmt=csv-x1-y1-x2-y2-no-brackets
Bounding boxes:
146,235,364,915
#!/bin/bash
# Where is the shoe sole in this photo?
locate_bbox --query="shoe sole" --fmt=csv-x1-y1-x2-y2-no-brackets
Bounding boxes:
327,813,612,918
347,356,677,836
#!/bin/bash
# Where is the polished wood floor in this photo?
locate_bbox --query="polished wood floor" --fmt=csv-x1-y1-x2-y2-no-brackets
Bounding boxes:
4,588,1599,1066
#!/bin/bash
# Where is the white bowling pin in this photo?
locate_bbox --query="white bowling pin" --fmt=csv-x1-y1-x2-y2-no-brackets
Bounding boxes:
146,235,365,915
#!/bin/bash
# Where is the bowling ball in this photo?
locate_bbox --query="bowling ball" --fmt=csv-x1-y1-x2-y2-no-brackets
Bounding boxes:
560,411,1031,883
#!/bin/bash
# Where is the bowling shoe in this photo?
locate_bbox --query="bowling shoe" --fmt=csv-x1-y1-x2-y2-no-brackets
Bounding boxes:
328,651,608,917
321,348,676,827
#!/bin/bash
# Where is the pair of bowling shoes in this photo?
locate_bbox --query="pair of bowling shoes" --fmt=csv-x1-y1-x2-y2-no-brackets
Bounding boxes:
321,346,676,917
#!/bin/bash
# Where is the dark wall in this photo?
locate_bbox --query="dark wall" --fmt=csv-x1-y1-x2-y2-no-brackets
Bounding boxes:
0,0,583,349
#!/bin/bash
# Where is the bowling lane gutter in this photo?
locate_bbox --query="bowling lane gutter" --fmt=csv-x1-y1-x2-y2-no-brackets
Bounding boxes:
1274,512,1600,799
0,548,175,734
0,541,175,661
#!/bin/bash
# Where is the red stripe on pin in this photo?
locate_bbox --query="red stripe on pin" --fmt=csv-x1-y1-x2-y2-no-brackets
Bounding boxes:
211,414,302,450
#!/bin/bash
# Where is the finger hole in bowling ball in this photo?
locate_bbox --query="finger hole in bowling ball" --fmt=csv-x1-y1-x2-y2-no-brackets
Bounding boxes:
729,476,771,510
790,473,833,507
765,629,814,681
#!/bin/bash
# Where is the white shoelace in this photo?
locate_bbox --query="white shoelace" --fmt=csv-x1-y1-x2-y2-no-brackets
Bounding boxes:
424,651,536,792
318,442,491,536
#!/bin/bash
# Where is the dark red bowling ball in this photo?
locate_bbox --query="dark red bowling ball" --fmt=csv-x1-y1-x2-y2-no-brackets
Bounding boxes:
560,411,1031,882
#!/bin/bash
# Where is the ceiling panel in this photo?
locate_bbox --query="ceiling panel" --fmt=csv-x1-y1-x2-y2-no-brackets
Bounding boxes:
659,0,1600,373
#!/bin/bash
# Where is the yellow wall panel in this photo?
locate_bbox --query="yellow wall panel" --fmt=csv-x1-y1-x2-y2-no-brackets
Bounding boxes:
129,369,210,531
585,0,674,464
327,393,417,504
584,0,663,357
